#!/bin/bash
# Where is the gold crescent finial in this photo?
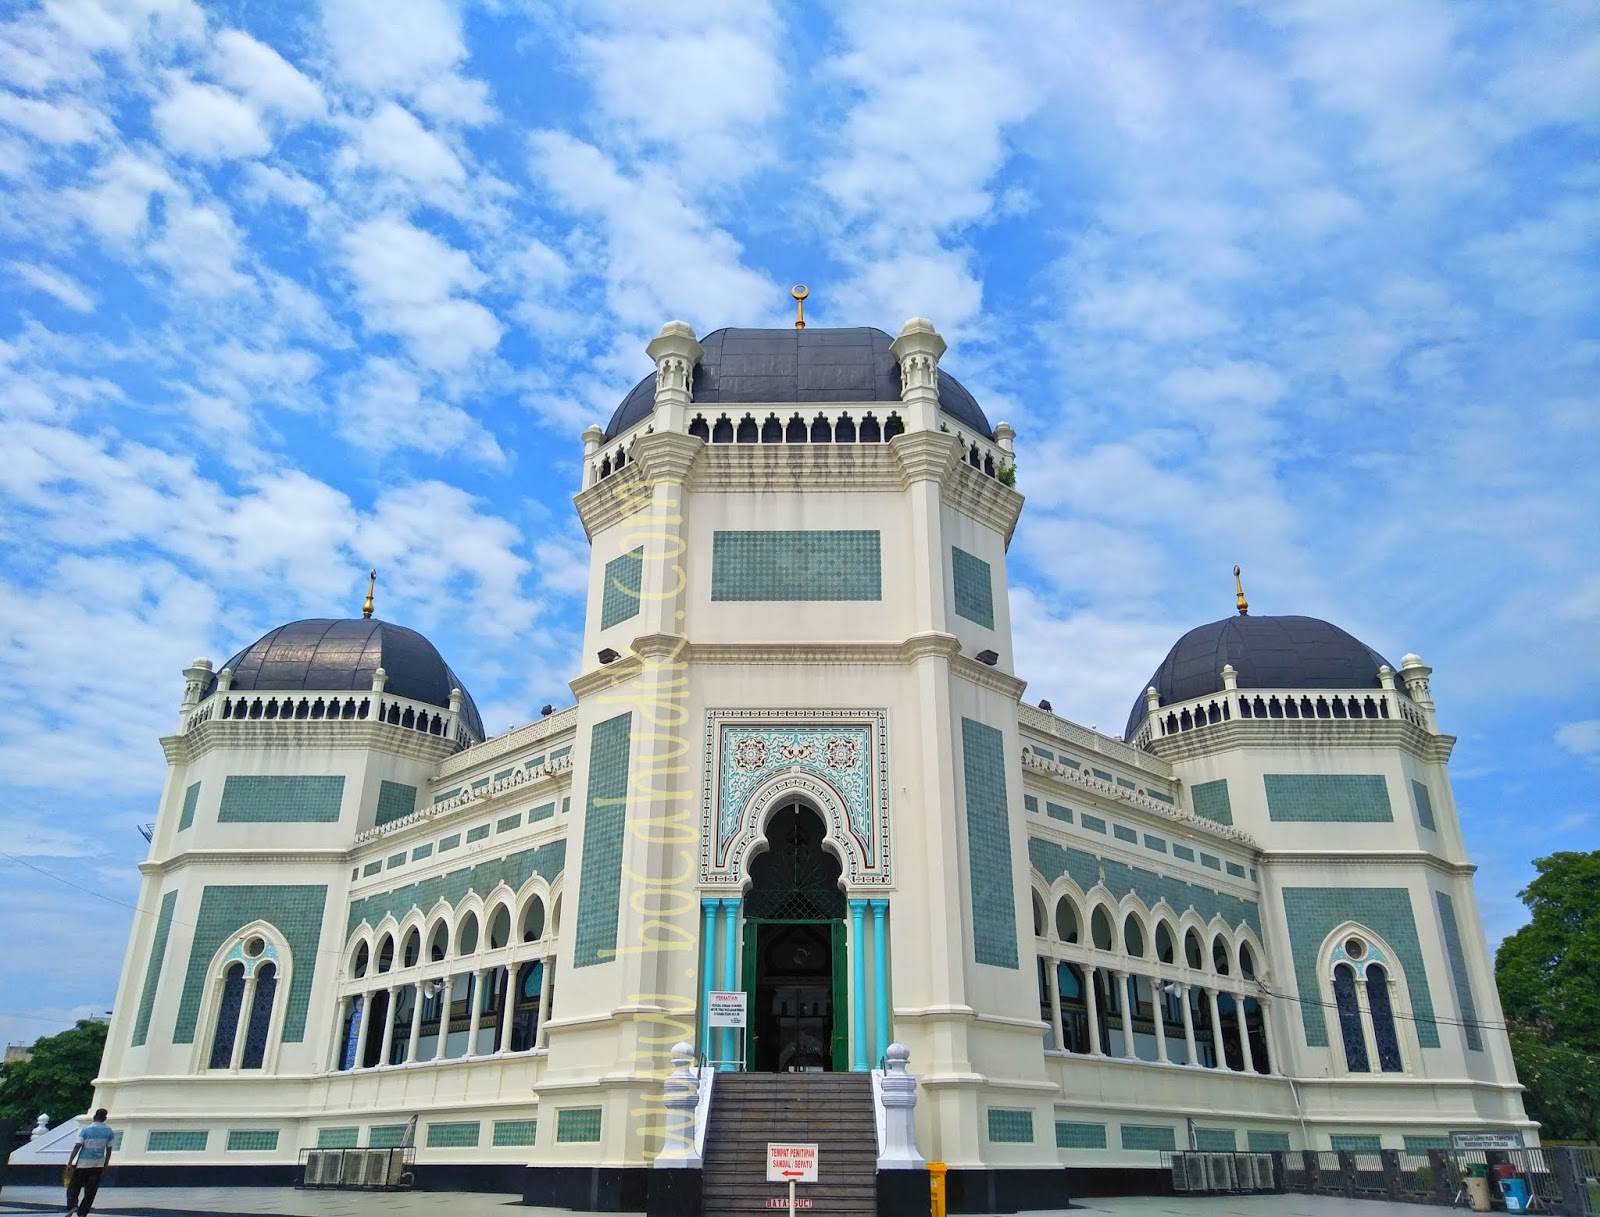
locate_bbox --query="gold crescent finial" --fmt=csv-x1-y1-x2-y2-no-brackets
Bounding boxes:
1233,564,1249,617
791,284,808,330
363,568,377,619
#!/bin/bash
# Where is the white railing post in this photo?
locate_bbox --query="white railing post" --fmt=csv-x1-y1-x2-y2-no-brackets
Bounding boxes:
654,1041,702,1168
874,1042,925,1169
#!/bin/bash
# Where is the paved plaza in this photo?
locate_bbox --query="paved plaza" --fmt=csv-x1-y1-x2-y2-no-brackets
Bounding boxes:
0,1183,1447,1217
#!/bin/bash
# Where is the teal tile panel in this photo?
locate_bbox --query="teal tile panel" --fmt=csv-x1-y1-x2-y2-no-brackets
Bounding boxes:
1436,891,1483,1051
346,840,567,936
218,775,343,823
497,813,522,833
111,1131,123,1150
434,789,460,805
226,1130,278,1152
1172,844,1195,861
1412,780,1436,831
426,1122,480,1148
1027,837,1262,936
1024,795,1038,813
493,1120,538,1147
318,1127,358,1149
600,547,644,629
363,861,382,876
1249,1131,1292,1153
386,853,405,869
531,801,556,822
1121,1125,1176,1152
951,547,995,628
466,825,490,843
987,1109,1034,1144
1056,1121,1107,1149
1144,835,1167,853
1191,779,1233,826
711,530,882,601
960,718,1019,969
1404,1135,1450,1153
1116,777,1136,791
1282,887,1438,1047
1200,853,1221,870
556,1108,602,1143
1148,790,1174,805
1091,768,1113,783
1331,1134,1383,1152
375,781,417,827
1032,746,1055,761
1113,824,1137,843
438,833,461,852
1195,1128,1236,1151
561,796,571,815
575,712,632,967
1226,862,1247,879
148,1130,208,1152
525,755,546,769
175,884,327,1043
178,782,200,831
1265,774,1393,822
368,1124,409,1148
1082,815,1106,833
412,844,432,861
495,768,514,782
1045,801,1071,823
472,778,490,791
131,889,178,1047
550,746,572,760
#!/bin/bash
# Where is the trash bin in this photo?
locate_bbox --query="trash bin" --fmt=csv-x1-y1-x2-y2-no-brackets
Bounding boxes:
928,1161,947,1217
1465,1173,1492,1212
1502,1178,1531,1212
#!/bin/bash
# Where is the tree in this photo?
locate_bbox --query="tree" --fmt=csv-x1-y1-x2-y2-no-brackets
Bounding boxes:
1496,851,1600,1141
0,1020,108,1128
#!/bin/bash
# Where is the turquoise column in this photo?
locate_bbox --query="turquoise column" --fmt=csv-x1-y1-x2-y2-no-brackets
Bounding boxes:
720,899,739,1069
849,898,869,1071
870,899,890,1063
699,899,718,1061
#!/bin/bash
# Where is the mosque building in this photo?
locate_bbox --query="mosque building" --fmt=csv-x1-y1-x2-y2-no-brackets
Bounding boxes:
77,312,1528,1212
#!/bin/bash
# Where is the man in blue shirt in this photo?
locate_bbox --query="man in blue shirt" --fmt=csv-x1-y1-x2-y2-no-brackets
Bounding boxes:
65,1109,115,1217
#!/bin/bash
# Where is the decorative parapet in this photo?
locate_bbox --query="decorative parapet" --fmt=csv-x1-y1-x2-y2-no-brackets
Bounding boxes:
435,706,579,778
351,754,574,845
1020,748,1258,849
1017,703,1169,775
181,687,475,747
1130,686,1427,750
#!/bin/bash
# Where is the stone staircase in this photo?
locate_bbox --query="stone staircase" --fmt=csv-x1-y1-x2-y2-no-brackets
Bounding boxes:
701,1072,878,1215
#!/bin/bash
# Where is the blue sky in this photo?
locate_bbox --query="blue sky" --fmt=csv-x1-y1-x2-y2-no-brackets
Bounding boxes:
1,0,1596,1052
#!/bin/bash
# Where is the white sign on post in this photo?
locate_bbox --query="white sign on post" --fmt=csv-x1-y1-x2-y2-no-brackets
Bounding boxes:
767,1143,818,1182
707,991,747,1028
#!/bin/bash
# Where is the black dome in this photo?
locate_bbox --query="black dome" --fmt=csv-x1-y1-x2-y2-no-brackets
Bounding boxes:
209,618,484,740
1125,614,1392,741
603,326,992,440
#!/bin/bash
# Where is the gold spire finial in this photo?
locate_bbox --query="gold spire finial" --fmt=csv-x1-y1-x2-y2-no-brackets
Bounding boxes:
363,568,376,619
791,284,809,330
1233,564,1249,616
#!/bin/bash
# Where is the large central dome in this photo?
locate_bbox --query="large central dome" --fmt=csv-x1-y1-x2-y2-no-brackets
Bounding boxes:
603,326,991,440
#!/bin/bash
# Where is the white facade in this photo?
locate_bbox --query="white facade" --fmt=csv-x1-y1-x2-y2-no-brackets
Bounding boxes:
88,318,1528,1192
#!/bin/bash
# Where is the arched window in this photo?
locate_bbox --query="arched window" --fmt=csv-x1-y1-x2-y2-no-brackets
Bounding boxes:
1124,915,1146,957
761,414,783,443
1031,893,1046,938
1090,906,1115,951
1054,897,1080,944
736,414,758,443
376,934,394,974
810,413,831,443
712,415,734,443
1239,942,1256,979
402,928,420,968
510,960,544,1052
1334,963,1369,1072
551,894,562,935
688,415,709,441
859,414,882,443
209,962,246,1069
1056,962,1092,1054
488,906,511,950
1184,929,1205,970
883,413,904,440
1366,964,1403,1072
835,414,856,443
429,921,449,962
522,896,546,943
351,941,369,978
457,912,480,955
1155,922,1176,964
1212,936,1231,975
240,961,278,1070
785,413,807,443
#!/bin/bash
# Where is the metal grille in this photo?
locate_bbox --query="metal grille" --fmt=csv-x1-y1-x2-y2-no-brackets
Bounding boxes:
744,807,846,920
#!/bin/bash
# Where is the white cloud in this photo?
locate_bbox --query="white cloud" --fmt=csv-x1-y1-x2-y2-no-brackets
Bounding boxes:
145,197,251,297
341,102,466,189
69,151,173,243
10,262,95,312
0,92,108,143
340,214,503,369
152,75,272,160
1555,720,1600,759
320,0,491,123
337,356,504,464
210,27,325,121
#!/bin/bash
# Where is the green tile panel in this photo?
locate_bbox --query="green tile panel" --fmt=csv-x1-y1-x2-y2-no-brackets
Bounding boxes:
1091,767,1113,783
495,768,514,782
1027,838,1262,936
1144,835,1167,853
178,781,201,831
493,1119,538,1147
1403,1135,1450,1153
524,755,546,769
426,1122,480,1149
1024,795,1038,813
575,713,633,968
600,547,644,629
1121,1124,1176,1152
218,775,344,823
1113,824,1137,843
363,861,382,876
412,844,432,861
346,840,567,935
1172,844,1195,861
987,1109,1034,1144
1226,862,1247,879
1436,891,1484,1051
472,778,490,791
1265,774,1392,822
960,718,1019,969
1191,779,1233,826
131,889,178,1047
439,833,461,851
176,884,327,1043
1147,790,1174,805
531,801,556,822
1412,780,1437,831
386,853,405,869
1195,1128,1237,1151
1200,853,1221,870
1032,746,1055,761
556,1108,602,1143
1331,1134,1383,1152
317,1127,359,1149
1281,887,1438,1047
466,825,491,843
1116,777,1136,791
711,530,882,601
226,1130,279,1152
374,781,417,827
434,789,460,805
1249,1131,1292,1153
497,813,522,833
951,547,995,628
1082,815,1106,833
368,1124,409,1148
148,1130,208,1152
1045,801,1071,823
1056,1121,1107,1149
550,746,572,760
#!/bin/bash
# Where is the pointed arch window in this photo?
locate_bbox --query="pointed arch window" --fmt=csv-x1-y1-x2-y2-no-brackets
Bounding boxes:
206,935,282,1072
510,960,544,1052
240,962,277,1069
1333,963,1369,1072
209,963,246,1069
1366,964,1403,1072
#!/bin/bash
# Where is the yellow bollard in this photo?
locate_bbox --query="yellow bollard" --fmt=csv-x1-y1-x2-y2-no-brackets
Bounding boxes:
928,1161,948,1217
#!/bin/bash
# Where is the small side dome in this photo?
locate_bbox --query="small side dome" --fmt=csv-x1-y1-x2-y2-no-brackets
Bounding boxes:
208,618,484,740
1125,614,1392,741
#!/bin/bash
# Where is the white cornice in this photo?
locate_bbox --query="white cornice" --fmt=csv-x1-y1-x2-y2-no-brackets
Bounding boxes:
160,723,460,767
1016,702,1174,779
1256,850,1476,877
435,706,579,779
1145,720,1456,764
139,849,350,875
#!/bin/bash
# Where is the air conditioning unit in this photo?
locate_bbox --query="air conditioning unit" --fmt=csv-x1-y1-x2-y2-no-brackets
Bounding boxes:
1205,1153,1238,1191
1170,1153,1191,1192
343,1150,373,1187
373,1150,406,1187
303,1151,340,1186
